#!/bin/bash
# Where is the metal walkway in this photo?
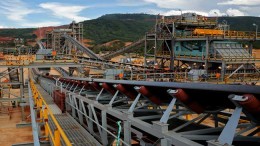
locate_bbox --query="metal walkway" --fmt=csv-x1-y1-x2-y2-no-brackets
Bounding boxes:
35,84,62,114
48,114,95,146
32,80,95,146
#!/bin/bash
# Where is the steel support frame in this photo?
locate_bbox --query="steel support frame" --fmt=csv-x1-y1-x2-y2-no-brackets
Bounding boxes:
28,82,41,146
38,77,260,146
66,93,128,146
65,91,202,146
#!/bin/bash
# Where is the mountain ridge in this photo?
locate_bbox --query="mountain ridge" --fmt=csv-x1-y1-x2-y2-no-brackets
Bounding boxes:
0,13,259,48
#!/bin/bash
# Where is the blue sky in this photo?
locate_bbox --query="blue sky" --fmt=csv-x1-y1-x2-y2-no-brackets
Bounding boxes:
0,0,260,28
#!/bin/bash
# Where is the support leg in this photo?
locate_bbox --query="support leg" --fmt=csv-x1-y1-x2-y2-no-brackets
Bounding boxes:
160,96,176,123
109,90,119,106
128,93,141,113
215,107,242,145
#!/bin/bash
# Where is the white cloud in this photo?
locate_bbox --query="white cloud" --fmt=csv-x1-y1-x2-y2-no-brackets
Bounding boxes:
141,0,259,17
209,9,226,16
39,2,88,22
218,0,260,6
163,10,209,16
226,8,245,16
146,8,247,17
0,25,6,28
143,9,165,15
142,0,209,10
143,0,187,9
21,21,62,28
0,0,36,21
116,0,149,6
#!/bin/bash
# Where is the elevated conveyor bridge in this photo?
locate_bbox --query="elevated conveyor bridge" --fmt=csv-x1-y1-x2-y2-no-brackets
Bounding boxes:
34,69,260,146
28,73,96,146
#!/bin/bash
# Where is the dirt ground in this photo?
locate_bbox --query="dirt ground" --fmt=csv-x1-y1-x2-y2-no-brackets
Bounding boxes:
0,107,33,146
0,66,32,146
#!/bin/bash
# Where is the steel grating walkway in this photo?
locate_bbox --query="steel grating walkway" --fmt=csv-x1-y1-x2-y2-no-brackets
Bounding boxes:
48,114,95,146
35,84,95,146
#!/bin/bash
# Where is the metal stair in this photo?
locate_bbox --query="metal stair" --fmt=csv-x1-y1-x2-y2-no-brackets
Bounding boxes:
8,68,20,89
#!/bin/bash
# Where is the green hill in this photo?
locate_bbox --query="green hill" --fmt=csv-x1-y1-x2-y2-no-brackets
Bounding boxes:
0,28,36,39
219,16,260,31
0,14,259,48
83,14,260,47
83,14,155,45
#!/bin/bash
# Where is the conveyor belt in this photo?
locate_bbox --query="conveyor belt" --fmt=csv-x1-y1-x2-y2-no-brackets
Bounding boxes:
55,67,70,77
48,114,95,146
57,76,260,123
37,71,260,146
102,38,144,59
63,34,102,60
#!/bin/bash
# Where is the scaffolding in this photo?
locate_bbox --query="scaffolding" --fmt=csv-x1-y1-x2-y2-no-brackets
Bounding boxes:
45,21,83,55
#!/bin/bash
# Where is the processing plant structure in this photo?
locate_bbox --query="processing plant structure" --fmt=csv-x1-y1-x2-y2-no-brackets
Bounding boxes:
144,13,259,81
0,14,260,146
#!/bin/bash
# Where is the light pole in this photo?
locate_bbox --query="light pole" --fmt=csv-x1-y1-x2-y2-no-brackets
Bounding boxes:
214,12,218,24
253,23,258,38
222,20,227,37
178,9,182,22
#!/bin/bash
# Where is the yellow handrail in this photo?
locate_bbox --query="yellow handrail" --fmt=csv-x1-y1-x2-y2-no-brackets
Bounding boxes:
30,79,72,146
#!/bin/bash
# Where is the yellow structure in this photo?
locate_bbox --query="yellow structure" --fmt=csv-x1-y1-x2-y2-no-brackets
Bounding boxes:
193,29,224,35
30,79,72,146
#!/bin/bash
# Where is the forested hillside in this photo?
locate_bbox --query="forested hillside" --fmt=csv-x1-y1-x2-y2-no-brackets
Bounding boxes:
0,14,259,48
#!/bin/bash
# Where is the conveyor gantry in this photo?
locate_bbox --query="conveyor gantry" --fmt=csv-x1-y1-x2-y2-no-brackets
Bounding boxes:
29,77,96,146
38,72,260,146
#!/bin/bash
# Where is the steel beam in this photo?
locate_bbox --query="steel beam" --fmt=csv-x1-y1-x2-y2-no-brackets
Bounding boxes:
28,83,40,146
63,76,260,95
217,108,242,145
0,63,83,68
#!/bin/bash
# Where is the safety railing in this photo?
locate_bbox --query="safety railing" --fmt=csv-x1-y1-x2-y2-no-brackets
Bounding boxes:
156,51,171,56
29,79,72,146
157,17,217,25
175,30,257,39
1,55,76,66
4,55,35,65
173,52,259,62
175,53,207,60
224,31,255,38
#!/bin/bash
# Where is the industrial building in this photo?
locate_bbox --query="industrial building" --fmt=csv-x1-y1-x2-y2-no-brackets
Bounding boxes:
144,13,259,81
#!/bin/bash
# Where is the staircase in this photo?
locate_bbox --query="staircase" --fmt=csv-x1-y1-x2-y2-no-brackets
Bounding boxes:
8,68,20,89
